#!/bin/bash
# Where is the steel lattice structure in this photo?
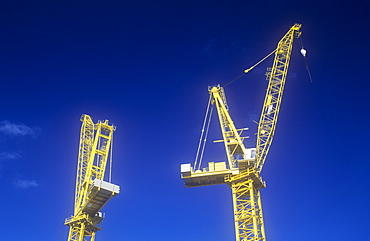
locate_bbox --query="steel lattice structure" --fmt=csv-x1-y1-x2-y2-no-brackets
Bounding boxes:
65,114,120,241
181,24,302,241
255,24,302,173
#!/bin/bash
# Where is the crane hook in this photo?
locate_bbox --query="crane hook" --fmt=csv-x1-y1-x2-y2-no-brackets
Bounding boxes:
300,47,313,83
300,48,307,57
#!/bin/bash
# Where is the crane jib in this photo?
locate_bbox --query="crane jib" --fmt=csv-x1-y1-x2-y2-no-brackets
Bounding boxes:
255,23,301,173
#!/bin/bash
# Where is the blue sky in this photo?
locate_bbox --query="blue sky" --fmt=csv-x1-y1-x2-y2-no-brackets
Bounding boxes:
0,0,369,240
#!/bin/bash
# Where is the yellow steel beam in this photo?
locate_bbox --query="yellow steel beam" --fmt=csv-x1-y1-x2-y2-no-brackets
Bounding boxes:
255,23,301,173
210,85,248,169
66,115,118,241
181,24,301,241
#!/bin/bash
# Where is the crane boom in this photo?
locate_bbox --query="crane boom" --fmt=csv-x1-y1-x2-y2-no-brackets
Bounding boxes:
255,23,301,173
74,115,95,214
65,114,120,241
180,24,302,241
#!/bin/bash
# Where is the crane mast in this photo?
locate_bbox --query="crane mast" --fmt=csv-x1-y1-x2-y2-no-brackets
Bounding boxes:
65,114,120,241
181,24,302,241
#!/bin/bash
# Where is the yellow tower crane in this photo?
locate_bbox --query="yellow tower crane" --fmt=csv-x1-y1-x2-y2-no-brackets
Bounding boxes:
181,24,302,241
65,114,120,241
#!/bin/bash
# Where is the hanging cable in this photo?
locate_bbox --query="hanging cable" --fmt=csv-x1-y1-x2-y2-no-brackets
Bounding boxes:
109,131,113,183
222,49,277,87
222,72,245,87
299,35,304,48
244,49,277,74
299,36,313,83
194,94,213,170
97,128,101,169
197,104,213,171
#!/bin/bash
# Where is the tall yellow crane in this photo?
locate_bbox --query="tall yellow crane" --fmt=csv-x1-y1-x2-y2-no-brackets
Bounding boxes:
65,114,120,241
181,24,302,241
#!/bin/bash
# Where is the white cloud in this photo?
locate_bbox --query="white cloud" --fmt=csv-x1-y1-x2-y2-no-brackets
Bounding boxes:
15,179,39,188
0,151,21,160
0,121,40,137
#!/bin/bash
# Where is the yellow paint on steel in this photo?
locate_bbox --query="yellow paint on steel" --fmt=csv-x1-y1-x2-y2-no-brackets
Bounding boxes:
210,85,248,169
65,114,116,241
181,24,302,241
255,23,301,173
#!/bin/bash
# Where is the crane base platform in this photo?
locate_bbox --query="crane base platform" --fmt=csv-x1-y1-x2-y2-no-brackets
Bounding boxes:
81,179,120,216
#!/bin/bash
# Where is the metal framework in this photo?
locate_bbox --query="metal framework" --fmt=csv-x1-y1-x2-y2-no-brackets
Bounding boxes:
181,24,302,241
65,114,120,241
211,86,247,170
226,168,265,241
255,24,302,173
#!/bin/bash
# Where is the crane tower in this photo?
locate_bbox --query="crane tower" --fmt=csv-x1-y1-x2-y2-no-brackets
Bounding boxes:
65,114,120,241
181,24,302,240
